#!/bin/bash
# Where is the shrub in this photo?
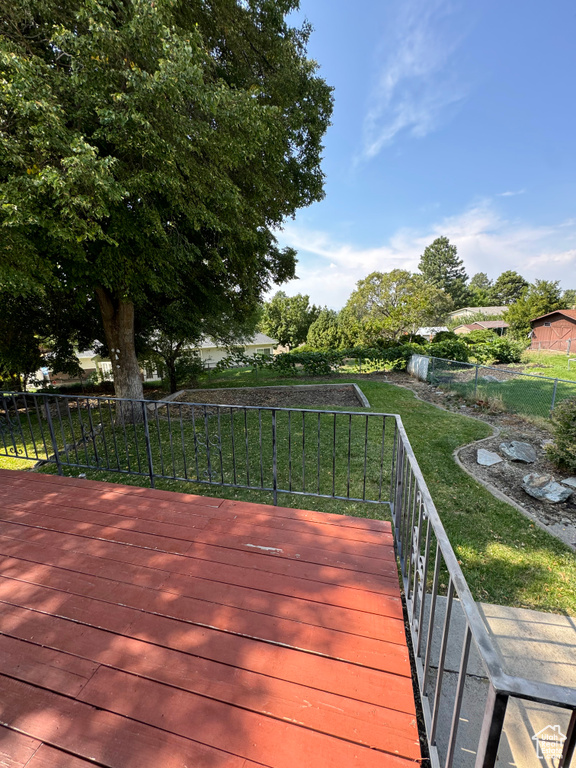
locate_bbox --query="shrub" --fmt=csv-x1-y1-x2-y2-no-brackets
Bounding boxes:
470,337,524,364
431,330,459,343
546,397,576,472
428,338,470,362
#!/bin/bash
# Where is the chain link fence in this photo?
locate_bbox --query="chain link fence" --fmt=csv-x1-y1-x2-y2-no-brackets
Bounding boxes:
409,355,576,418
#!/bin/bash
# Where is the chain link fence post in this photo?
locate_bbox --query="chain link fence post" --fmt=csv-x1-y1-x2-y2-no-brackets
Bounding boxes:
550,379,559,415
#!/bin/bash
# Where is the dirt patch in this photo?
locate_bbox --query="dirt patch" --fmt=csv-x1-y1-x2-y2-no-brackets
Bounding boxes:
173,384,366,409
385,371,576,549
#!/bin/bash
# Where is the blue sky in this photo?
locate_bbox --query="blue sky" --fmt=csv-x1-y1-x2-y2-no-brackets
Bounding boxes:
275,0,576,309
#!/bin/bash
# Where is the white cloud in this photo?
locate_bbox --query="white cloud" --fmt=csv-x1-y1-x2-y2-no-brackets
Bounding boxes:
362,0,469,158
498,189,526,197
275,203,576,309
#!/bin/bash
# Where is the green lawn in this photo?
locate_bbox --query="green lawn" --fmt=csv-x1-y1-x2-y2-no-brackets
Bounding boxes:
2,371,575,615
521,350,576,381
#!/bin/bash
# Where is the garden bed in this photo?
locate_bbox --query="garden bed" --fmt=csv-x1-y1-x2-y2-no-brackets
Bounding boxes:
170,383,369,409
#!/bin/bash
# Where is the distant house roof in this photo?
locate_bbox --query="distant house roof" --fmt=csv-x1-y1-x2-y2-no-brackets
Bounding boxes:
447,306,507,318
198,333,278,350
530,309,576,324
417,326,448,336
473,320,509,329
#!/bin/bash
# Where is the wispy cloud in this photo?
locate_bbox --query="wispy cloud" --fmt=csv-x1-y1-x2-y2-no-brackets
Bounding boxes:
276,203,576,308
362,0,469,159
498,189,526,197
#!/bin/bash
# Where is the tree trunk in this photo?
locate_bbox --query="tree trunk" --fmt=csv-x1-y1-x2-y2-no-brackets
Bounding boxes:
168,362,178,394
96,288,144,421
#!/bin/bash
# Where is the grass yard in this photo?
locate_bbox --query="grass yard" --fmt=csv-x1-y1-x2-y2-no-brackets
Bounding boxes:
1,370,575,615
521,349,576,381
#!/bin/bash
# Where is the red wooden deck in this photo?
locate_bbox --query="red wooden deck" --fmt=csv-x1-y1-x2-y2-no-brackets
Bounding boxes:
0,469,420,768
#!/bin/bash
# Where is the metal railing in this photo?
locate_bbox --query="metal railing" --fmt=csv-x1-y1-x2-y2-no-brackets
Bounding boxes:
0,391,396,507
0,390,575,768
425,356,576,418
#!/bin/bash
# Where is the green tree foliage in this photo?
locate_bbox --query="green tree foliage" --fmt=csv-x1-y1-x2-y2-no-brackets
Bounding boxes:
562,289,576,309
339,270,453,346
468,272,493,307
261,292,320,349
306,309,342,349
547,397,576,472
418,237,470,308
489,271,529,305
0,0,333,408
0,287,99,390
504,280,564,339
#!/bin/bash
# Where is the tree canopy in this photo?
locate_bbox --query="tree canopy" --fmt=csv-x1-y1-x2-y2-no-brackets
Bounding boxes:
306,308,342,349
490,271,529,305
260,291,320,349
0,0,333,405
504,280,564,339
418,237,470,308
339,270,453,346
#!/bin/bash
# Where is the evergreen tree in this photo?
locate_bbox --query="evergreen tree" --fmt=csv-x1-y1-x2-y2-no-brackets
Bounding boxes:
306,309,342,349
418,237,470,308
505,280,564,339
490,271,529,305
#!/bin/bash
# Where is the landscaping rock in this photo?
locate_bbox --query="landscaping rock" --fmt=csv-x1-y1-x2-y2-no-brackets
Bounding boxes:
562,477,576,490
522,474,573,504
477,449,503,467
500,441,537,463
481,375,500,383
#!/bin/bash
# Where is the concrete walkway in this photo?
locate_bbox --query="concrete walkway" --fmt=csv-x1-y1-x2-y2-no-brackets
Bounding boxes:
423,598,575,767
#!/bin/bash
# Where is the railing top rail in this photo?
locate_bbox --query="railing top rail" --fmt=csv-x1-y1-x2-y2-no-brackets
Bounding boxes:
428,355,576,387
0,391,398,418
394,416,576,711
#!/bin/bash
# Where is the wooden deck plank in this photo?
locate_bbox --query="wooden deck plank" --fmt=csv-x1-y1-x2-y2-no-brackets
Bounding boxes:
0,533,401,614
0,554,405,638
0,725,41,767
0,510,397,578
0,482,389,545
0,522,396,593
0,574,411,672
0,601,417,713
0,676,259,768
0,471,420,768
0,629,419,758
0,470,388,531
0,500,393,562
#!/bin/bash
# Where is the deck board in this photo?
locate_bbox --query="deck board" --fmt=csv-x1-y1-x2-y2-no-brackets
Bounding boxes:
0,469,420,768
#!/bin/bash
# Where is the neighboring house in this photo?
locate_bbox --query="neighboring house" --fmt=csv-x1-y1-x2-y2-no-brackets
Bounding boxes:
416,326,448,341
447,306,508,321
453,320,509,336
40,334,279,384
196,333,278,369
530,310,576,352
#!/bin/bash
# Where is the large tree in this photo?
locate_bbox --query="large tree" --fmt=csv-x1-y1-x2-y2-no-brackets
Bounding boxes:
505,280,564,339
306,308,342,350
489,270,529,305
261,291,320,349
0,0,333,411
339,270,453,346
468,272,493,307
418,236,470,308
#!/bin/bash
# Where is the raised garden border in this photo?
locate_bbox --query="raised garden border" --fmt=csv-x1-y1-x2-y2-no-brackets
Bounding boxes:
156,382,370,409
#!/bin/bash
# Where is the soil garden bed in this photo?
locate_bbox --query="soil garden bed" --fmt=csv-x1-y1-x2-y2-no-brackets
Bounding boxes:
170,383,369,409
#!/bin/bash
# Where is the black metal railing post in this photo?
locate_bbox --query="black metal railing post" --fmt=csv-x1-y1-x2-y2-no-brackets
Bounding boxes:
141,401,155,488
272,409,278,506
44,398,63,475
474,684,508,768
